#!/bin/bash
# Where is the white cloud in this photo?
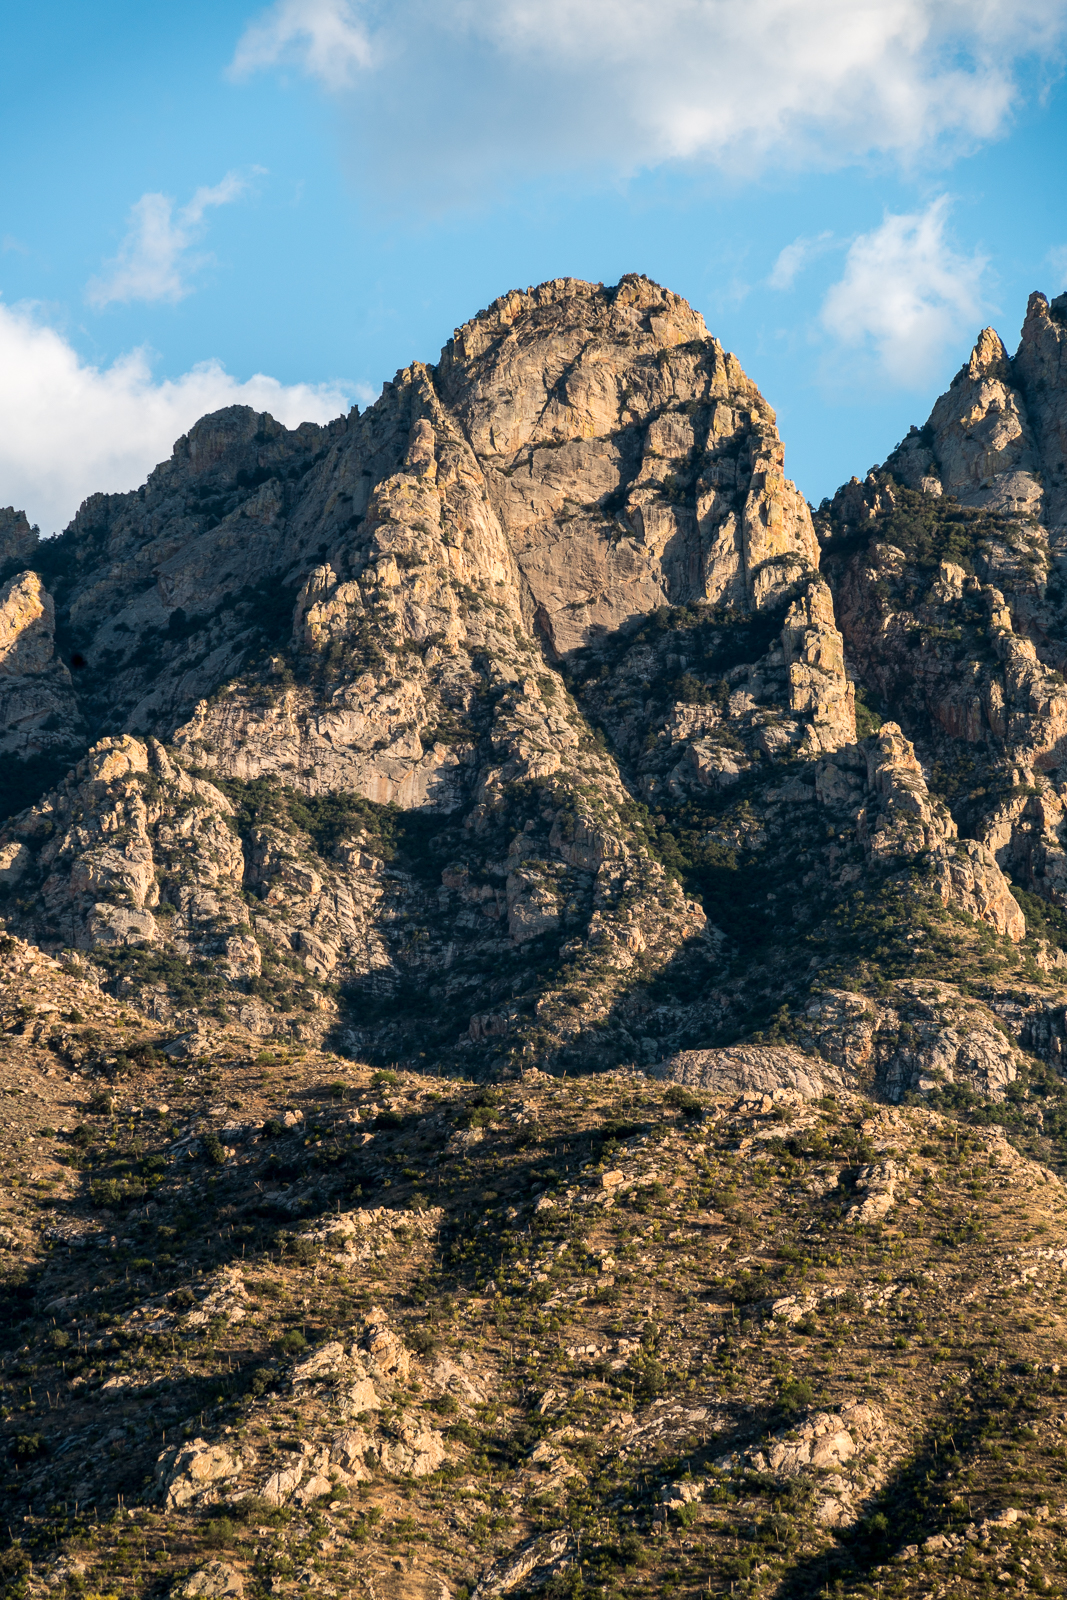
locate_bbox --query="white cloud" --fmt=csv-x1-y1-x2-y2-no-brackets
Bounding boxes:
230,0,1067,193
819,197,988,386
0,298,353,535
229,0,373,90
87,173,251,308
1047,245,1067,291
768,232,835,291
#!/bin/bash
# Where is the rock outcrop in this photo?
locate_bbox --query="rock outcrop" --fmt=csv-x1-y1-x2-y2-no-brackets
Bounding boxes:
0,505,38,568
0,569,79,762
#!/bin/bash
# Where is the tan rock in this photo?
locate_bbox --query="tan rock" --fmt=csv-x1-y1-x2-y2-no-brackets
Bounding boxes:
376,1417,448,1478
781,580,855,750
0,572,58,676
330,1426,374,1479
362,1311,411,1381
157,1437,245,1508
175,1562,245,1599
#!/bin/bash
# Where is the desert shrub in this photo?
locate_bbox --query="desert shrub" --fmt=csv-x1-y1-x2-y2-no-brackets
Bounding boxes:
203,1134,227,1167
664,1084,703,1117
775,1377,815,1417
410,1328,439,1358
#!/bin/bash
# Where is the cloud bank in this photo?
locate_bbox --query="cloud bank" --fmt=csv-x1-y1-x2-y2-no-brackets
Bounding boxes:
87,174,252,309
0,300,352,536
232,0,1067,195
820,197,988,387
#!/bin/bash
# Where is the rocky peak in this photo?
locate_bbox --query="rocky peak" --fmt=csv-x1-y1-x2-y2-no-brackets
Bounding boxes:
1013,290,1067,536
437,273,818,642
10,274,1067,1080
0,273,861,1069
968,325,1012,381
885,326,1040,518
882,290,1067,537
0,504,38,569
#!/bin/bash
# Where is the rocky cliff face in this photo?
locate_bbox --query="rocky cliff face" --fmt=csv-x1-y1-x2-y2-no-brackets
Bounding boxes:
1,273,1065,1090
822,292,1067,985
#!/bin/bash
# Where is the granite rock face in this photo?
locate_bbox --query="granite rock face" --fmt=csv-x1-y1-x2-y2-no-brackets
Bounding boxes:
0,568,79,762
0,505,38,568
822,291,1067,968
2,275,1067,1084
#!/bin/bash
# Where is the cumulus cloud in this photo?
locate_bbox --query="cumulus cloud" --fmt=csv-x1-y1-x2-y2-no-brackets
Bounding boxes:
0,298,353,535
231,0,1067,193
768,232,836,291
229,0,373,90
87,173,251,308
819,197,988,386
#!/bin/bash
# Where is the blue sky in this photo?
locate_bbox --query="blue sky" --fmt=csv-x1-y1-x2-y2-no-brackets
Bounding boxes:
3,0,1067,534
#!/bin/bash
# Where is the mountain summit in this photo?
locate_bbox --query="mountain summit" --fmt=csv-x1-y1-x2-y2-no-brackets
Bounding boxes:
4,278,1067,1599
0,274,858,1075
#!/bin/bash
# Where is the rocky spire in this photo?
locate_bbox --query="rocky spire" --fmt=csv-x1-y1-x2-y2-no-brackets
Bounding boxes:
0,506,38,568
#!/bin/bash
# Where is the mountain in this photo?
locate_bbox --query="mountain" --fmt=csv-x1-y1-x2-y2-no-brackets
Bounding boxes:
3,277,1067,1600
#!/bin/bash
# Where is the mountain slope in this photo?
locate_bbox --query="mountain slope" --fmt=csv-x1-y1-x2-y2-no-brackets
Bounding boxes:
5,277,1067,1599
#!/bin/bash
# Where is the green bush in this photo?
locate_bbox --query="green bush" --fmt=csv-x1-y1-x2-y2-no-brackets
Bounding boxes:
91,1177,141,1208
776,1377,815,1416
410,1328,439,1358
854,686,884,738
664,1085,703,1117
627,1350,668,1400
202,1134,227,1167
